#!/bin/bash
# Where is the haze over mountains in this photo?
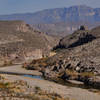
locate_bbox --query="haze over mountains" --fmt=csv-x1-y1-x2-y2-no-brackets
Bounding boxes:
0,5,100,24
0,5,100,36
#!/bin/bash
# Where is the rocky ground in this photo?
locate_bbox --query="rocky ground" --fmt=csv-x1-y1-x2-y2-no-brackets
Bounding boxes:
0,73,100,100
0,74,68,100
24,26,100,89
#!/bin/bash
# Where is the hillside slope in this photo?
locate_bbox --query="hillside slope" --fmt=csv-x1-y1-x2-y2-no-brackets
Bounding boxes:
25,26,100,87
0,20,59,64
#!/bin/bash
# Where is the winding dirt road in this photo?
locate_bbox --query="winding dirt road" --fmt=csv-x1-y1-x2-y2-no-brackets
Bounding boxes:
0,65,42,76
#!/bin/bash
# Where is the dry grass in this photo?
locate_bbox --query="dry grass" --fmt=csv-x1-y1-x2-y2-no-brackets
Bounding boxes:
23,57,49,70
0,77,75,100
33,86,71,100
0,59,13,67
3,60,13,66
66,69,95,78
80,72,95,78
66,70,78,77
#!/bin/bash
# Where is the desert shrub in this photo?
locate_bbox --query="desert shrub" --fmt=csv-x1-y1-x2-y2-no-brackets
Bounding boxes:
4,82,10,87
34,86,42,93
3,60,13,66
0,82,7,88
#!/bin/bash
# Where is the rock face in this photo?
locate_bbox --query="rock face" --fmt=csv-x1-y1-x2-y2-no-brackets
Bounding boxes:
0,20,59,64
53,26,96,50
26,26,100,88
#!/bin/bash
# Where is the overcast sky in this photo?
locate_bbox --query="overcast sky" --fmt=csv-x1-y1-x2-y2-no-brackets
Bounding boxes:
0,0,100,15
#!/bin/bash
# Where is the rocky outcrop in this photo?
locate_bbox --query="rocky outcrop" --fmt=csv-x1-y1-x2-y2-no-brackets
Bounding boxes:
53,26,96,50
15,22,32,32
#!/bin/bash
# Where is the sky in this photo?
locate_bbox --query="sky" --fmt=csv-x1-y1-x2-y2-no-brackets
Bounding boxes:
0,0,100,15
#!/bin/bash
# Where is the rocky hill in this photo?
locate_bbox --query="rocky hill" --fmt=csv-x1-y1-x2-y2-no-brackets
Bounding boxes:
25,26,100,88
0,20,59,65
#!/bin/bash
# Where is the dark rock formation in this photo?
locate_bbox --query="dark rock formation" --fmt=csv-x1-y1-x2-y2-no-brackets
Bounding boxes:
53,27,96,50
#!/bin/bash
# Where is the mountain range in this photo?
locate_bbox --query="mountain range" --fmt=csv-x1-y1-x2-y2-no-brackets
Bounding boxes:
1,5,100,36
0,5,100,24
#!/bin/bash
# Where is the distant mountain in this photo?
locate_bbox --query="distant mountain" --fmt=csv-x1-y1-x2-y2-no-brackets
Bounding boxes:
33,22,100,37
1,5,100,36
0,5,100,24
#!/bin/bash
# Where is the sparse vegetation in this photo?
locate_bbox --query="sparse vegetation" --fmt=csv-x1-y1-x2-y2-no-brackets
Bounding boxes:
3,60,13,66
80,72,95,78
34,86,42,93
0,79,71,100
23,57,50,70
0,59,13,67
65,69,95,79
33,86,70,100
66,69,78,78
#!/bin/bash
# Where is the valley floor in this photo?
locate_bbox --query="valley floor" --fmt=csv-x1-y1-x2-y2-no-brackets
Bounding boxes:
0,65,100,100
